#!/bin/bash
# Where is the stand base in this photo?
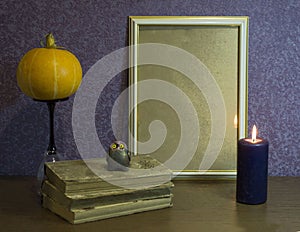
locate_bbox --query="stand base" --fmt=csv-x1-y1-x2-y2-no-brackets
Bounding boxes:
37,152,63,196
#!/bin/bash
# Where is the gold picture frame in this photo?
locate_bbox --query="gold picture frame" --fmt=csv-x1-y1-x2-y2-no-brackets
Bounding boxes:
129,16,248,178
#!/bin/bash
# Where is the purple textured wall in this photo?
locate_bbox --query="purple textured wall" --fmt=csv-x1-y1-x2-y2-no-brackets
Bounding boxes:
0,0,299,176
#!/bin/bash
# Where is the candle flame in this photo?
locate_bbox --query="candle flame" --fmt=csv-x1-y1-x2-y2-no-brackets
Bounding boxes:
234,114,238,128
252,125,257,142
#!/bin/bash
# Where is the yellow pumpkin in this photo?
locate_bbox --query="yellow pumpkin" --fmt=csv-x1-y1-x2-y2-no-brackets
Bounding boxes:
17,33,82,100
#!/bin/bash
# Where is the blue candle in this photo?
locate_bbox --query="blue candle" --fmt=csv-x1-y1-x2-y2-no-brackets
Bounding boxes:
236,125,269,204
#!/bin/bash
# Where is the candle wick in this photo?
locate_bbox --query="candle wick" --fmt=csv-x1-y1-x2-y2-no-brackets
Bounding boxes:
252,138,256,143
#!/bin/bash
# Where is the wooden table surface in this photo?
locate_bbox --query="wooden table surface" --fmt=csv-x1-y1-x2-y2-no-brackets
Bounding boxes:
0,176,299,232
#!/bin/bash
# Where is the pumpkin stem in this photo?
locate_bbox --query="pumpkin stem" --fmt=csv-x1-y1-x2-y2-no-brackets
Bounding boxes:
45,33,57,49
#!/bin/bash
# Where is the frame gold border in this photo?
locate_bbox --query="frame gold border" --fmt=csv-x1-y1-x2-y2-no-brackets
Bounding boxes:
129,16,248,178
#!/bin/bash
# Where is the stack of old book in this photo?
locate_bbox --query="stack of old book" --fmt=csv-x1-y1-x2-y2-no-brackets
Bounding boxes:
42,155,174,224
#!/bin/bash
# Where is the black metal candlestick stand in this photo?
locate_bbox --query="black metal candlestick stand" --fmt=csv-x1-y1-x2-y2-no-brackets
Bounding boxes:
46,100,57,156
36,98,68,194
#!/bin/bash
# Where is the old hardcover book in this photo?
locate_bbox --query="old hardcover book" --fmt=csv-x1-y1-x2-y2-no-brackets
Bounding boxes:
43,194,173,224
42,180,174,210
44,155,172,193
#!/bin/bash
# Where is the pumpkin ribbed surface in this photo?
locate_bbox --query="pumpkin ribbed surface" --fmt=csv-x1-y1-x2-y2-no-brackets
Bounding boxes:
17,39,82,100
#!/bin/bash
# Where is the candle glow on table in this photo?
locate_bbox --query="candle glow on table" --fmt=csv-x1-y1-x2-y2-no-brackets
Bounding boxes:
236,125,269,205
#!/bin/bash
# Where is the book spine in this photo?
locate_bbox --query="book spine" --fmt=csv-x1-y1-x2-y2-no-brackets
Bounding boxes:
44,164,66,192
42,180,174,210
43,194,173,224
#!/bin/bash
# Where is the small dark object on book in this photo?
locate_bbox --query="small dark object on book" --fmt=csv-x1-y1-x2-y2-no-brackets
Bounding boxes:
107,141,131,171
